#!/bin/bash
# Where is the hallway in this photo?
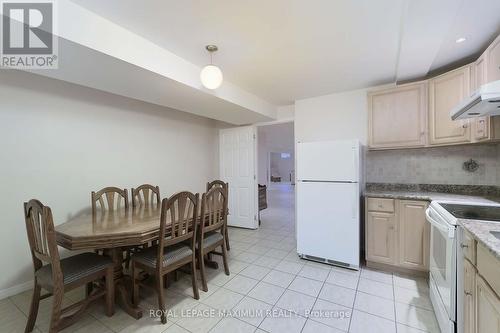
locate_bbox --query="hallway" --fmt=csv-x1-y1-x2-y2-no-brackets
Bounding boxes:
259,183,295,233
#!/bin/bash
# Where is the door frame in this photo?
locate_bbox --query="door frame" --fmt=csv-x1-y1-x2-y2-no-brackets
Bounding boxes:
254,119,295,229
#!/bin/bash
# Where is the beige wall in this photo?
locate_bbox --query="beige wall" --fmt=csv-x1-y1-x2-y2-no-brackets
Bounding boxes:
0,71,220,296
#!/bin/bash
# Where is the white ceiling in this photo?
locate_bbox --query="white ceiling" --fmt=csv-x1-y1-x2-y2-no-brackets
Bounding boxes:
70,0,500,105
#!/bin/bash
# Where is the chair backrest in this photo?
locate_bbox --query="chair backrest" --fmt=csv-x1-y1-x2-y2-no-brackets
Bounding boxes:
200,187,227,235
131,184,160,208
206,180,228,194
158,191,199,262
23,200,62,278
91,187,129,213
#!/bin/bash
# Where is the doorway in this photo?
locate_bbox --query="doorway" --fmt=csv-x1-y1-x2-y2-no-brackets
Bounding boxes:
257,122,295,231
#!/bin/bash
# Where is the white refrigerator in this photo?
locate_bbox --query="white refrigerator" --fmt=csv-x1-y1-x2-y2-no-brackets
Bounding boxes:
296,140,361,270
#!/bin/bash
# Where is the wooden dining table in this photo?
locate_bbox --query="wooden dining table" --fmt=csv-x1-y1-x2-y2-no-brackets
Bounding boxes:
55,204,218,319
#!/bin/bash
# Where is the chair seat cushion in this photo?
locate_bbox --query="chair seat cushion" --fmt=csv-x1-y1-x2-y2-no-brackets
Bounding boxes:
35,252,113,290
132,243,192,268
198,232,224,249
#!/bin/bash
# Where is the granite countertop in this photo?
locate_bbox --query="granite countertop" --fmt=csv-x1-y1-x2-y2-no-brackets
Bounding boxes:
364,190,500,204
459,219,500,261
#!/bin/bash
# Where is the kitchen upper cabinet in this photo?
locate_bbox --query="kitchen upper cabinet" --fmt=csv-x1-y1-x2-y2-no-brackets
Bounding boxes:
472,53,492,142
366,211,397,265
368,82,427,149
429,66,471,145
463,258,476,333
398,200,429,271
475,275,500,333
486,34,500,83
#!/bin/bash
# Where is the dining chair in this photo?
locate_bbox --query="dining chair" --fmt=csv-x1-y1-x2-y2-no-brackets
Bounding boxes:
131,191,200,324
91,186,129,266
206,180,230,250
23,199,115,333
91,187,129,213
198,186,230,292
131,184,161,208
129,184,161,258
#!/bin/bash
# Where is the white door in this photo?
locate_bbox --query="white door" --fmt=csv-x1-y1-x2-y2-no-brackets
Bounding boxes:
219,126,257,229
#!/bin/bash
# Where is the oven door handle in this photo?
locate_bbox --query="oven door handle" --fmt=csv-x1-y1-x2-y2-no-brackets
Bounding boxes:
425,208,455,238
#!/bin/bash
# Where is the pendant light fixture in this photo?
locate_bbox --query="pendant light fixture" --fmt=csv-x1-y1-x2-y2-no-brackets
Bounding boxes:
200,45,223,89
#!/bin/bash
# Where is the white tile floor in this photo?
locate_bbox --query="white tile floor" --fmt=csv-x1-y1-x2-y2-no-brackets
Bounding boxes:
2,184,440,333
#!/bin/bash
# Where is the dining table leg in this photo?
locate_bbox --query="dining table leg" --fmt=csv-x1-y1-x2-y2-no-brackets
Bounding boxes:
109,247,143,319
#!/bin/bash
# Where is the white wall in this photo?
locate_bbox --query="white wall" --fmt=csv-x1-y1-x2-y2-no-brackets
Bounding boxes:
294,88,368,144
270,152,294,182
276,104,295,120
0,70,220,297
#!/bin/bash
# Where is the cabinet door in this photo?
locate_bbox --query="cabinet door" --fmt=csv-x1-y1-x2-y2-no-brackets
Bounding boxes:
366,211,397,264
368,82,427,149
472,54,491,141
463,258,476,333
429,66,471,145
398,200,429,271
476,275,500,333
486,34,500,83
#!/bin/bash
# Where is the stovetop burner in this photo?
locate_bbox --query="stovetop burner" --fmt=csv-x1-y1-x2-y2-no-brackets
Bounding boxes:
440,203,500,222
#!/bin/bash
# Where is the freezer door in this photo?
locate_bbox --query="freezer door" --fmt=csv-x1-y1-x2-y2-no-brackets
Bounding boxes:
297,181,360,267
297,140,359,182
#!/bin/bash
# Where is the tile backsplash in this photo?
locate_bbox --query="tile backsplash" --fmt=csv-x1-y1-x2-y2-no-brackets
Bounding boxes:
366,143,500,186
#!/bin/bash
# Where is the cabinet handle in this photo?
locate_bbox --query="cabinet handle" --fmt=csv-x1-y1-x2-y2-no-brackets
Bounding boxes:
465,291,472,296
479,119,485,124
462,123,468,129
460,243,469,249
389,226,395,230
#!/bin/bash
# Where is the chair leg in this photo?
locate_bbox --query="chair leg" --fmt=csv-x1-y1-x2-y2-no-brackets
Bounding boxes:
49,287,63,333
191,256,200,300
221,241,230,276
156,273,166,324
105,267,115,317
24,280,41,333
198,249,208,292
225,226,230,251
132,262,139,306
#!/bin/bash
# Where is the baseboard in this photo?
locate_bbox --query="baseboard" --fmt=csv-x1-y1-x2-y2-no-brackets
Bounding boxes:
0,280,33,300
366,261,428,278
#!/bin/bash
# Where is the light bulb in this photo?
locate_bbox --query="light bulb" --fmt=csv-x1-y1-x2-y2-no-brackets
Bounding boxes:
200,64,223,89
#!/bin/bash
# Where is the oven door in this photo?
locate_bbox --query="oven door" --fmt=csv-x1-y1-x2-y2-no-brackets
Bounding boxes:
426,206,456,321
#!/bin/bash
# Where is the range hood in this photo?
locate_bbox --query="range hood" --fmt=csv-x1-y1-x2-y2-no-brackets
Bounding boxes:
451,80,500,120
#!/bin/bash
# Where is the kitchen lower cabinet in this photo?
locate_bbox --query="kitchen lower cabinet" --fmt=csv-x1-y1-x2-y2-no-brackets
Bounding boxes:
460,229,500,333
366,211,397,265
398,200,429,271
476,275,500,333
463,258,476,333
365,197,429,273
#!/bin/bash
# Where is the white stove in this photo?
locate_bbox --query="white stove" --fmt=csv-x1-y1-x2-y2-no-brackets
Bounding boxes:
426,200,500,333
